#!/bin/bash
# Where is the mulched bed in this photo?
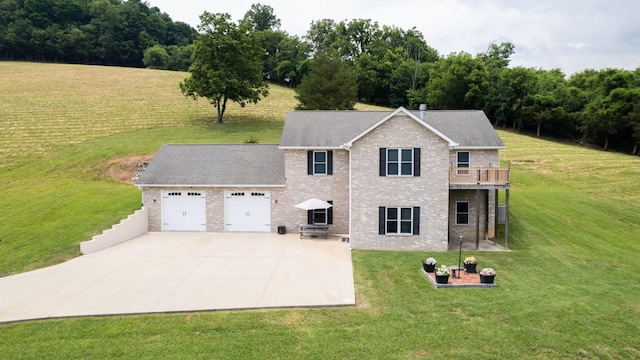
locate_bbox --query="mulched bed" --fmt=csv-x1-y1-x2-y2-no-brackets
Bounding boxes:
422,268,497,288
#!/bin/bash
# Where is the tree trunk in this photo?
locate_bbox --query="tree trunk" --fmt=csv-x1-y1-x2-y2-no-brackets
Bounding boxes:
632,143,638,155
216,105,223,123
216,96,228,124
536,123,541,137
603,136,609,150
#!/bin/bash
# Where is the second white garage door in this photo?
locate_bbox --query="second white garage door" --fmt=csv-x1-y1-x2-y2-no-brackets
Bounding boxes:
225,191,271,232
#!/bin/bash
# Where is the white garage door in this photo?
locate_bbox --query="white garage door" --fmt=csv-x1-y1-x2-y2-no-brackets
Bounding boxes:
225,191,271,232
161,191,206,231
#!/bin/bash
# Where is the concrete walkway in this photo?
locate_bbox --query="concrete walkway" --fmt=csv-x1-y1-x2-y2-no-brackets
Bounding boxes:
0,233,355,323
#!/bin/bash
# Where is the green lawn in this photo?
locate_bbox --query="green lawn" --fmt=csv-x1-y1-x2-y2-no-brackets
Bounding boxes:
0,62,639,359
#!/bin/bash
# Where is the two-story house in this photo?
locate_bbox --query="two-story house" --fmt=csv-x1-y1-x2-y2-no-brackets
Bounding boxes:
136,106,510,251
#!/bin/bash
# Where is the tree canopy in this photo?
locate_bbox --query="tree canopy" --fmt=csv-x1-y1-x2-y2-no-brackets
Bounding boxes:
294,52,358,110
242,3,280,31
0,0,197,68
180,12,268,123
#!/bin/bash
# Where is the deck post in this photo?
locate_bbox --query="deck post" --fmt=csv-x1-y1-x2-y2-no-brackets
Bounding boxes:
475,189,480,250
504,188,510,250
494,189,499,238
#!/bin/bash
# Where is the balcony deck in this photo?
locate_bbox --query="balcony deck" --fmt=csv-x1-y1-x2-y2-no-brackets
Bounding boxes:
449,167,510,189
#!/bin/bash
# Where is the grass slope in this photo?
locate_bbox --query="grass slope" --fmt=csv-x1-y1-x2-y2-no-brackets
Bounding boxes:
0,62,387,274
1,62,639,358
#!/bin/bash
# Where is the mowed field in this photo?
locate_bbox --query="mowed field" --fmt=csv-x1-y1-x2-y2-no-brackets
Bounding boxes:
0,62,292,167
1,62,639,359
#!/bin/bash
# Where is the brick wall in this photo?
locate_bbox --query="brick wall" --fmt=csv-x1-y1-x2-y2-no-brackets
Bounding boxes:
449,189,491,243
450,149,500,167
272,149,350,235
349,114,450,251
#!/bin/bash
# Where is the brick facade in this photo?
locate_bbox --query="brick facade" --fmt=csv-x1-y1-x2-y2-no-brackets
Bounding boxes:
450,149,500,167
271,149,350,235
349,114,450,250
449,189,491,242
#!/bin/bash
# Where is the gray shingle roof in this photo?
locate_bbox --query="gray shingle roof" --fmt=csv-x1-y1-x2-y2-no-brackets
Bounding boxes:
136,144,285,186
411,110,505,148
279,111,389,148
280,109,504,148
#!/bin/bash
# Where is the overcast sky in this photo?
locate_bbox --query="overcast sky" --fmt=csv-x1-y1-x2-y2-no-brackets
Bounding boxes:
148,0,640,76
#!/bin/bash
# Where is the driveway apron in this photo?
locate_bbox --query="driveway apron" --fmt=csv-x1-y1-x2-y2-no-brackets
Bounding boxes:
0,232,355,323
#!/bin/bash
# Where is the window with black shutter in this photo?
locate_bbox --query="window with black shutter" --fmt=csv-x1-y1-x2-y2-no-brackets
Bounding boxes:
307,150,333,175
380,148,420,176
307,201,333,225
378,206,420,235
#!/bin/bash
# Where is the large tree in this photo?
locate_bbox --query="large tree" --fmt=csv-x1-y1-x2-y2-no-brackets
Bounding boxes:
427,51,488,109
242,3,281,31
180,12,268,123
294,52,357,110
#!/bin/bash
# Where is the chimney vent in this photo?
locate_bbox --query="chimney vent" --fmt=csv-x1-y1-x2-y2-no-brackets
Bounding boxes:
419,104,427,121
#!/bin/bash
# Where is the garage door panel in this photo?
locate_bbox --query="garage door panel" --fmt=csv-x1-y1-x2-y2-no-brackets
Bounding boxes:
225,191,271,232
162,191,206,231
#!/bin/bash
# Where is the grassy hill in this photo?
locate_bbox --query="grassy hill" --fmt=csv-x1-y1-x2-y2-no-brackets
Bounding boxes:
0,62,639,358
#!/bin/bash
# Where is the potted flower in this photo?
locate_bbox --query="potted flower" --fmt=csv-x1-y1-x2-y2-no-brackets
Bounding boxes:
422,257,437,272
479,268,496,284
435,265,450,284
463,256,477,273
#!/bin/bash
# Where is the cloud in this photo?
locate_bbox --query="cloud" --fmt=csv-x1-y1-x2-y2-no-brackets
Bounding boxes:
568,43,587,51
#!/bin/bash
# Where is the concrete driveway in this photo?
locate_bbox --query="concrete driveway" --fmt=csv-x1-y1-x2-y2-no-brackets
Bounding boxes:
0,233,355,323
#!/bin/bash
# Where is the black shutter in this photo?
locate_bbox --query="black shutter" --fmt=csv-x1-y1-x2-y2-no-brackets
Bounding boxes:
307,210,313,224
413,207,420,235
413,148,421,177
379,148,386,176
327,151,333,175
307,151,313,175
379,207,386,234
327,201,333,224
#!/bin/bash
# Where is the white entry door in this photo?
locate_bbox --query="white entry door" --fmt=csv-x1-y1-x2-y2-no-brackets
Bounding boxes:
225,191,271,232
161,191,206,231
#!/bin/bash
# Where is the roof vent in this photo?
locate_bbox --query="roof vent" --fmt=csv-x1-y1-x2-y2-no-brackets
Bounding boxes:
419,104,427,121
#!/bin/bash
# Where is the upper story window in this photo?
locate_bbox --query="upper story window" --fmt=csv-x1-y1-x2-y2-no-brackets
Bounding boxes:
307,150,333,175
314,151,327,174
457,151,470,168
379,148,421,177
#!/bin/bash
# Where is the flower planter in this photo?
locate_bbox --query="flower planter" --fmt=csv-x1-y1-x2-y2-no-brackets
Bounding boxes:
435,275,450,284
479,274,495,284
422,261,436,273
464,263,477,273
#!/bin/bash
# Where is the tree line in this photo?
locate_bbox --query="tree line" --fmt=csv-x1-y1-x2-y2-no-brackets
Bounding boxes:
3,1,639,153
218,5,640,154
0,0,196,68
428,47,640,154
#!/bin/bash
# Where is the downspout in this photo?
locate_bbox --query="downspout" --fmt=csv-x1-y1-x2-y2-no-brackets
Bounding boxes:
343,144,353,248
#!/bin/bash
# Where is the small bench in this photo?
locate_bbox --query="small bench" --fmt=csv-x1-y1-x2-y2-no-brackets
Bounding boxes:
299,224,329,239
